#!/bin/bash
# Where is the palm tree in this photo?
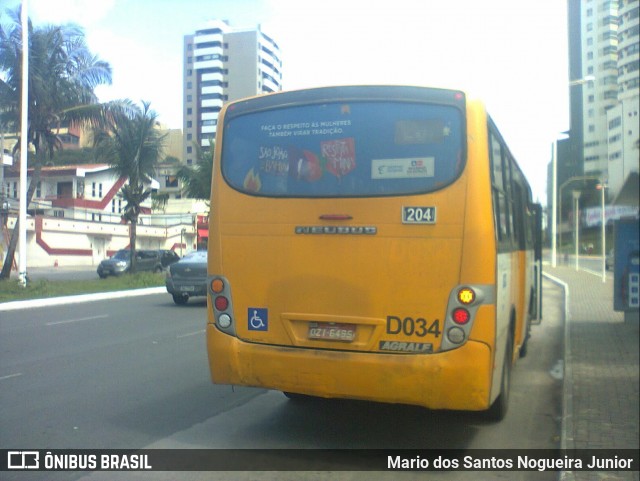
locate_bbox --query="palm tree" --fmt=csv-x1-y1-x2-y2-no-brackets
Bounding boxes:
177,140,214,200
0,8,118,279
93,101,166,272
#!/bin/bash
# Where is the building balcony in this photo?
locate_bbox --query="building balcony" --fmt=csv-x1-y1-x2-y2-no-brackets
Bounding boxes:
260,61,281,83
194,46,223,58
201,98,223,109
194,33,224,45
262,76,280,93
201,72,224,82
201,85,224,95
194,59,223,71
201,112,220,121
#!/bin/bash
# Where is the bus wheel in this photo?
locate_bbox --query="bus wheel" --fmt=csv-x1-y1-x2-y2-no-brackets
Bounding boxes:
519,330,530,358
486,331,513,421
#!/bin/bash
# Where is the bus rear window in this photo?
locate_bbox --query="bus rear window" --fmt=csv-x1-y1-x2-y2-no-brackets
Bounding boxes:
221,101,464,197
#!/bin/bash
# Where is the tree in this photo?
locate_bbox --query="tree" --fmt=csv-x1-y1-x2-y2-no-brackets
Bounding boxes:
50,147,99,166
0,7,119,280
176,140,214,200
93,101,166,272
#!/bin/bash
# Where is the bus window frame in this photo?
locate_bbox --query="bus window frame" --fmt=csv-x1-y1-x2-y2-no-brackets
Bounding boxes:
219,87,468,200
488,118,526,253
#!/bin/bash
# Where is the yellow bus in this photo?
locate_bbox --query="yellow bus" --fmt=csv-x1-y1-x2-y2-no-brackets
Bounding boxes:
206,85,542,420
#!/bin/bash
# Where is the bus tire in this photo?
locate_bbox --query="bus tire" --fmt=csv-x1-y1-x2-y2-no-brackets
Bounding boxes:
520,331,529,358
486,330,513,421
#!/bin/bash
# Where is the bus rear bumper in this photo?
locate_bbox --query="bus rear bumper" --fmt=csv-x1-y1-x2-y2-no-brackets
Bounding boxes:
207,325,493,411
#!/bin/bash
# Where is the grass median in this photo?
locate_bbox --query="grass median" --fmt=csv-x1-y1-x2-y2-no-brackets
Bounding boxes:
0,272,166,303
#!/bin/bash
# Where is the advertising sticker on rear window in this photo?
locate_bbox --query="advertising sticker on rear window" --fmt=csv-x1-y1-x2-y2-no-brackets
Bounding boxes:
371,157,435,180
321,138,356,178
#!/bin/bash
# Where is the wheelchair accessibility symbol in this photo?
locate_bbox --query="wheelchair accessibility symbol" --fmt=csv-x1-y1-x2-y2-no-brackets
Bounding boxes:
248,308,268,331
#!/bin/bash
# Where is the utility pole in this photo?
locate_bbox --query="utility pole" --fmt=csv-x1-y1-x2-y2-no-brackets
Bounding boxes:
18,0,29,287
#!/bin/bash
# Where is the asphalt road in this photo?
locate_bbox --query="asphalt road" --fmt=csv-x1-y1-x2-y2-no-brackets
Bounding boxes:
0,282,565,481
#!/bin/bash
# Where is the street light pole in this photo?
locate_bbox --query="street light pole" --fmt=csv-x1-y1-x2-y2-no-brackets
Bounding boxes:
18,0,29,287
553,76,595,269
551,141,557,267
597,181,607,283
558,175,601,268
573,190,581,271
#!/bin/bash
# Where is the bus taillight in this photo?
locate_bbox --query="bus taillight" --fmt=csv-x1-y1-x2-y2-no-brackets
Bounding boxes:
447,327,465,344
457,287,476,305
214,296,229,311
452,308,471,324
207,275,237,336
211,278,225,293
218,314,232,328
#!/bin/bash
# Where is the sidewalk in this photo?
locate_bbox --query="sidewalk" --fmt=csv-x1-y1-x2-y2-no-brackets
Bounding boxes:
544,264,639,481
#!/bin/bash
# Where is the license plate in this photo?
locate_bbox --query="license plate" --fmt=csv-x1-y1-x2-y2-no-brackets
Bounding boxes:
308,323,356,342
179,285,195,292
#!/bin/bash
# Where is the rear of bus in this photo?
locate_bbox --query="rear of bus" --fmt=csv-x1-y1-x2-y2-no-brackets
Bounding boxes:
207,86,504,414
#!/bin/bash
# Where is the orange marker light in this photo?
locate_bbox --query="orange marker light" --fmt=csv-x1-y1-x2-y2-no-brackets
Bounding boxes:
211,279,224,293
457,287,476,305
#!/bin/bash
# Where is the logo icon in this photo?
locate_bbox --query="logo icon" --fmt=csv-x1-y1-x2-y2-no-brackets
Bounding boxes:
8,451,39,469
248,308,268,331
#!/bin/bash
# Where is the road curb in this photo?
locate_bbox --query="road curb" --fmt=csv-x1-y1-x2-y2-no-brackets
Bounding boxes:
542,271,575,481
0,286,166,312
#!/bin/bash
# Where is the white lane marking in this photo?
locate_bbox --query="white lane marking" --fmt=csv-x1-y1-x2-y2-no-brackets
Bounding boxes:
0,373,23,381
46,314,109,326
177,329,206,339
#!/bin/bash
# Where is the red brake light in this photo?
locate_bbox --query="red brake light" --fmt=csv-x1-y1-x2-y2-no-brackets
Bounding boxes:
452,308,470,325
214,296,229,311
319,214,353,220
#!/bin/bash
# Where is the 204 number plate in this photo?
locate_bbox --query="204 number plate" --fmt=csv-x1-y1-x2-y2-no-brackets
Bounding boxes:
402,206,436,224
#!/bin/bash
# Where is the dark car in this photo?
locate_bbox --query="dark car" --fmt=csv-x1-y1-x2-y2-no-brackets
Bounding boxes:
158,249,181,268
97,249,164,278
165,251,208,305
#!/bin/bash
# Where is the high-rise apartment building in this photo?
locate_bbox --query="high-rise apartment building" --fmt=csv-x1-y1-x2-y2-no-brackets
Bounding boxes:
606,0,639,198
557,0,638,205
579,0,620,177
182,20,282,166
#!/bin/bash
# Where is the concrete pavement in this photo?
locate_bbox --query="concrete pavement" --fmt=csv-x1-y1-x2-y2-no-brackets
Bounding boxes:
544,264,639,481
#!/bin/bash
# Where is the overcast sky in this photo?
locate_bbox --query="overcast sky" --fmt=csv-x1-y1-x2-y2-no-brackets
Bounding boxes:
3,0,571,204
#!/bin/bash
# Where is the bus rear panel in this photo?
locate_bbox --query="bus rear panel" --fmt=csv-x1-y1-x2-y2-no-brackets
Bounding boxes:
207,86,520,413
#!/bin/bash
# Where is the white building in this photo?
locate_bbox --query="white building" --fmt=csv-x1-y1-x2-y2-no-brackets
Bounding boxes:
4,164,158,222
607,0,639,202
1,164,198,268
607,96,639,196
579,0,620,178
182,20,283,165
562,0,639,205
